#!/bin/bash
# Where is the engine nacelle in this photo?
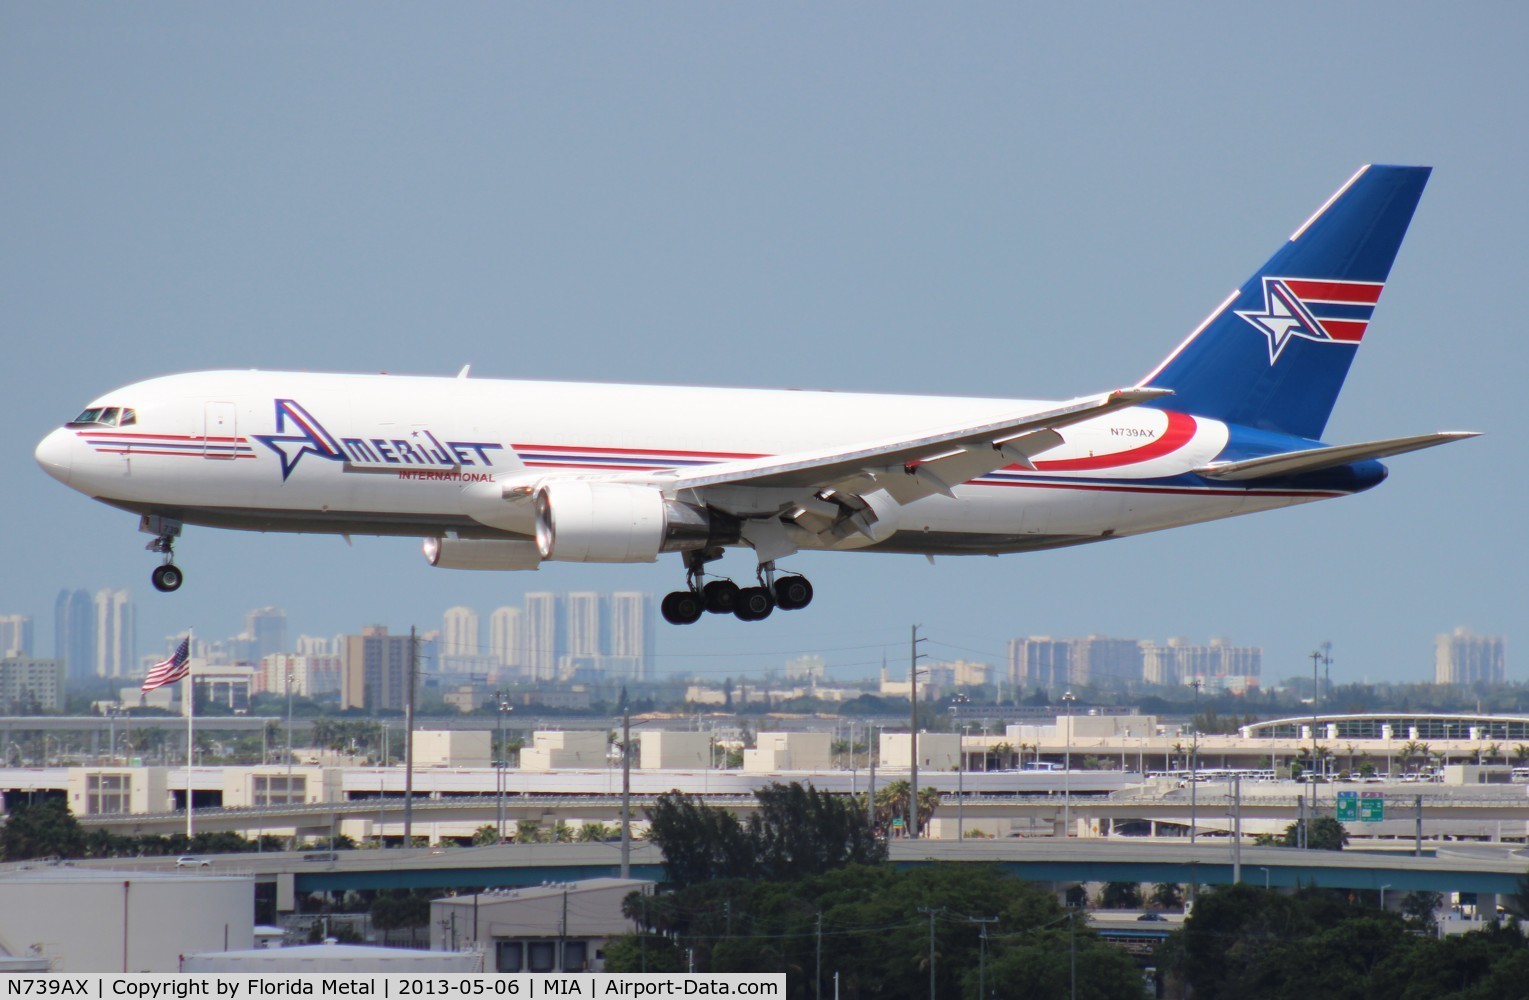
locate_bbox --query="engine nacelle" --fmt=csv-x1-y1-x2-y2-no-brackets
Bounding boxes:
534,481,726,563
422,537,543,571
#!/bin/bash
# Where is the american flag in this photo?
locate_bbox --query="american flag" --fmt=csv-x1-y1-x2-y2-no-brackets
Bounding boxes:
142,637,191,692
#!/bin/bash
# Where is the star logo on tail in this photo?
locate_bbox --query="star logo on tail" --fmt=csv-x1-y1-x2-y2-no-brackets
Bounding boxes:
1236,278,1336,364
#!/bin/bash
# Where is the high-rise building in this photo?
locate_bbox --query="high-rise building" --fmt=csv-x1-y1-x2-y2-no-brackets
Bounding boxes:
563,592,605,678
1140,637,1261,691
235,607,288,663
488,607,525,672
294,634,337,657
0,657,65,713
441,607,481,673
0,615,33,658
341,626,414,711
1007,637,1074,690
1072,636,1144,687
1435,628,1506,685
607,592,654,681
523,593,565,682
261,652,342,700
93,589,135,679
54,589,94,682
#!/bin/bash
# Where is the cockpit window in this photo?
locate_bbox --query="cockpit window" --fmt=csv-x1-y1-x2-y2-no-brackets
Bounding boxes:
67,406,135,428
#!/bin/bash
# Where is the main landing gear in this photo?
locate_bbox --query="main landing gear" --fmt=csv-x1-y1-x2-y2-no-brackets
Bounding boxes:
661,552,813,625
141,515,185,593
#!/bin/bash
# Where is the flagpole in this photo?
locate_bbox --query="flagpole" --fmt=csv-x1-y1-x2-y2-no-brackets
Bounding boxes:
186,628,195,842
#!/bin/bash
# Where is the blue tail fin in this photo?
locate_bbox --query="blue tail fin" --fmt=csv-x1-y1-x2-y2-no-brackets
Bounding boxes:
1142,165,1430,440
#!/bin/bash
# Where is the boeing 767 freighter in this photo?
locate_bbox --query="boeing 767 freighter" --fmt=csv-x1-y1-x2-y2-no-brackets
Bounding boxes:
35,165,1474,624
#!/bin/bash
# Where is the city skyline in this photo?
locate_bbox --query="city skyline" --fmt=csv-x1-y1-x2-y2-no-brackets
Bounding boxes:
2,584,1509,692
3,7,1520,689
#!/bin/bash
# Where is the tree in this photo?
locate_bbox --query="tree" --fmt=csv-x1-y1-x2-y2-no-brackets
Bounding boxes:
645,783,884,887
1,798,86,861
644,792,754,887
370,890,431,943
1100,881,1143,909
1400,890,1443,930
1276,815,1349,850
471,824,499,846
746,782,885,881
1150,882,1185,911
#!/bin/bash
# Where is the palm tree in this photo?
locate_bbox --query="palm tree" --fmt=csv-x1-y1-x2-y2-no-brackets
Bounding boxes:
1512,744,1529,764
916,786,941,836
875,780,911,836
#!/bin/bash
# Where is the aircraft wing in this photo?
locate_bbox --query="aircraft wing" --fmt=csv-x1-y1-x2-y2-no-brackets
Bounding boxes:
622,387,1171,505
1194,431,1479,482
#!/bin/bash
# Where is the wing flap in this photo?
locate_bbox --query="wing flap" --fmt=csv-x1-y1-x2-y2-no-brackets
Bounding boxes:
633,387,1170,496
1194,431,1478,482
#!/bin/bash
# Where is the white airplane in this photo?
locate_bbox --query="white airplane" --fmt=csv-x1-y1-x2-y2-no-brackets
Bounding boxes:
36,165,1474,624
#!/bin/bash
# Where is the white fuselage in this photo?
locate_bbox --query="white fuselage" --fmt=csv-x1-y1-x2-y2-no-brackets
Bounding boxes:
35,369,1338,561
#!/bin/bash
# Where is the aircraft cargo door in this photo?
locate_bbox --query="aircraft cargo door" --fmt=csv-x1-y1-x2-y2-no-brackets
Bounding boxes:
203,402,238,459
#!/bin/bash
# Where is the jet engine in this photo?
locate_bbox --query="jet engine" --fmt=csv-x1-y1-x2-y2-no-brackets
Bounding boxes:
534,481,733,562
422,537,543,571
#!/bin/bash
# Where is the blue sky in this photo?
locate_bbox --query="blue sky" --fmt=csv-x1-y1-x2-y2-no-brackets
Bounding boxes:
2,5,1520,686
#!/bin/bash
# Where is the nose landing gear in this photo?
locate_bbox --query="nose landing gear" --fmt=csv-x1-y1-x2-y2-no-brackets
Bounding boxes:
141,515,185,593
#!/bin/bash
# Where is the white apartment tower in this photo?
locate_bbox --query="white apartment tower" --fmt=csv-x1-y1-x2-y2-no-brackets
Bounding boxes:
1435,628,1506,685
442,606,479,656
607,592,654,681
489,607,526,673
523,593,564,683
93,589,135,679
0,615,33,658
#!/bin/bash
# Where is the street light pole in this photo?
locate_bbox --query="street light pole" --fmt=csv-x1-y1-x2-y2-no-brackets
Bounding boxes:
1190,679,1201,845
494,689,506,843
285,673,295,785
957,724,968,840
909,625,926,841
1063,690,1076,837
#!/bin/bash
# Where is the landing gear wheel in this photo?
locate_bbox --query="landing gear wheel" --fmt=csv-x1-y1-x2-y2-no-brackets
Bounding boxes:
661,590,704,625
151,564,184,593
773,576,813,611
733,586,775,622
702,580,741,614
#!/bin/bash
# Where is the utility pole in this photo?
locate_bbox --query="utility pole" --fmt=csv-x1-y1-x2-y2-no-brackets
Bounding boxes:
815,910,823,1000
968,916,997,1000
404,625,417,847
1069,907,1077,1000
909,625,926,840
917,906,942,999
867,724,877,833
1063,690,1076,836
1232,774,1242,883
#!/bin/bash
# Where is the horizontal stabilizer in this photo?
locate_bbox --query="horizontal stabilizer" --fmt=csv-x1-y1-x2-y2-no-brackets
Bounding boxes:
1195,431,1479,482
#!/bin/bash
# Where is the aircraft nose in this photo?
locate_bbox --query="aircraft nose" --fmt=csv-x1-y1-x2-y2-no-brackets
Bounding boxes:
35,427,75,486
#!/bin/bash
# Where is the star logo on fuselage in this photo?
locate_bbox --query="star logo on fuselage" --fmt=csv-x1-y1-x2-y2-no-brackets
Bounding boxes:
1236,278,1337,364
252,399,345,481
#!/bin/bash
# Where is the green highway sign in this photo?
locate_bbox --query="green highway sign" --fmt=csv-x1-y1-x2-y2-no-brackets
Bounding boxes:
1336,791,1358,822
1336,790,1385,822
